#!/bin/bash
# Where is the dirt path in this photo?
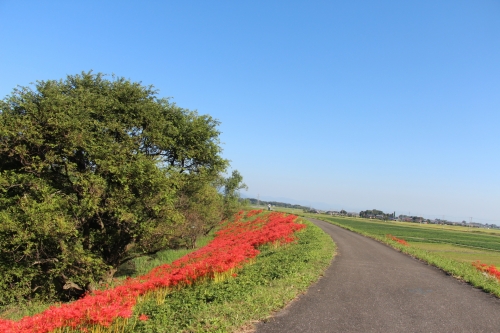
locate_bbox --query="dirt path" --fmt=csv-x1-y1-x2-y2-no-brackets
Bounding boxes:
254,218,500,333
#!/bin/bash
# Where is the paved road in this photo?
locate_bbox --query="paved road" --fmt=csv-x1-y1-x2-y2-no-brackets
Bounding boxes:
254,218,500,333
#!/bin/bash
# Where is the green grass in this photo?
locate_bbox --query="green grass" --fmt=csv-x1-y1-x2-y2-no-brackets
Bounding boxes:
124,218,335,333
415,243,500,267
116,234,215,279
309,214,500,298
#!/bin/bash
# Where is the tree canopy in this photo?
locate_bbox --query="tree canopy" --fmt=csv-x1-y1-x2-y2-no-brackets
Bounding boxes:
0,72,244,303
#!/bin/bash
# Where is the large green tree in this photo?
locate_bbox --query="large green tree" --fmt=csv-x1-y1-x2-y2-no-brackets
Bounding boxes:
0,72,229,303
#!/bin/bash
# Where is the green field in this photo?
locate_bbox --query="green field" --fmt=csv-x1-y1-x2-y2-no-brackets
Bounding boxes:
318,215,500,267
320,216,500,251
267,207,500,295
267,206,500,254
414,243,500,267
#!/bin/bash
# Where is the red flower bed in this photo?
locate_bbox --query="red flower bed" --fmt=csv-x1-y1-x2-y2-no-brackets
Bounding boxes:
245,209,263,218
472,261,500,282
386,234,409,246
0,211,305,333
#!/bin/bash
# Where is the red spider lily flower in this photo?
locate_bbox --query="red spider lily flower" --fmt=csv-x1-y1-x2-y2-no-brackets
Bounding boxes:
386,234,409,246
139,314,149,321
472,261,500,282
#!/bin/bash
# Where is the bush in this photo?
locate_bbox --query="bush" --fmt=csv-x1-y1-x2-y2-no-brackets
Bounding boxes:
0,72,230,303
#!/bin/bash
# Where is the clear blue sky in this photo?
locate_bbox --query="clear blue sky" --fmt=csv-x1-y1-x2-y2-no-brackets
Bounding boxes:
1,1,499,223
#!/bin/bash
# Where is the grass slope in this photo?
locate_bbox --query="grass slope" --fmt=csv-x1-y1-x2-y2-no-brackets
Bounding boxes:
130,218,334,333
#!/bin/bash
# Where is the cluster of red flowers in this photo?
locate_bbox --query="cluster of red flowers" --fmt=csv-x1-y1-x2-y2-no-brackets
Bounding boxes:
243,209,262,218
472,261,500,282
386,234,409,246
0,210,304,333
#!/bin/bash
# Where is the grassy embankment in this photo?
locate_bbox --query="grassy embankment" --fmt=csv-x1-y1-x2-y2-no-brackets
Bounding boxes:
1,213,335,333
127,217,334,333
269,206,500,298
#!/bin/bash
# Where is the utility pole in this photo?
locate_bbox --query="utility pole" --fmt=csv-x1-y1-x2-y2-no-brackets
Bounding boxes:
257,194,260,207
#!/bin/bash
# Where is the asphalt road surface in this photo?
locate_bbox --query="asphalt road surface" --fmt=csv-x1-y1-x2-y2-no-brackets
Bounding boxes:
254,218,500,333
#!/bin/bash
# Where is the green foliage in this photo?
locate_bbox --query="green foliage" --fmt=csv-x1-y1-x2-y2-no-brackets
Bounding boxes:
0,72,234,304
128,219,334,333
359,209,393,219
220,170,247,220
246,198,310,211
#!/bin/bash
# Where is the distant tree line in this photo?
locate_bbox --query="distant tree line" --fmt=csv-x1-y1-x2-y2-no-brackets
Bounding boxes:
0,72,247,305
359,209,395,220
247,198,310,211
398,215,427,223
